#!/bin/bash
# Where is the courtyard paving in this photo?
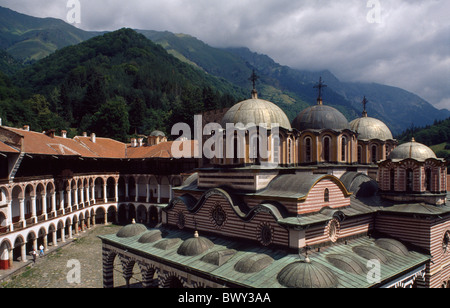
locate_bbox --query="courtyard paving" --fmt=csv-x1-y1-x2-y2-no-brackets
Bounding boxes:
0,224,137,288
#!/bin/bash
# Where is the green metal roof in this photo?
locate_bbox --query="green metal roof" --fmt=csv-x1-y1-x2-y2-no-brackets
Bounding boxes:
99,227,430,288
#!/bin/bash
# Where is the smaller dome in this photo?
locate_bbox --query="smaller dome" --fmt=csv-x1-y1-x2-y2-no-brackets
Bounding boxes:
277,260,338,288
154,238,181,250
326,254,367,275
375,238,409,256
349,116,393,141
389,139,437,161
234,253,274,273
352,245,389,264
201,249,236,266
138,229,164,243
292,105,349,131
177,231,214,256
116,220,147,238
150,130,165,137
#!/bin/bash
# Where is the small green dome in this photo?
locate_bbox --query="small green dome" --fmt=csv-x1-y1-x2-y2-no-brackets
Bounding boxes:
116,220,147,238
138,229,164,243
277,260,339,288
234,253,274,274
177,231,214,256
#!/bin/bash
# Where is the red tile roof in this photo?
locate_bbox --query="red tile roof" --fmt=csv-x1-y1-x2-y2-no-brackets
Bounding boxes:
0,126,198,160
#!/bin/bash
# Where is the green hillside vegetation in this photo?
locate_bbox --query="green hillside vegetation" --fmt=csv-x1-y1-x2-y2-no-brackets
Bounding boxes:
0,6,99,62
396,117,450,164
3,28,246,141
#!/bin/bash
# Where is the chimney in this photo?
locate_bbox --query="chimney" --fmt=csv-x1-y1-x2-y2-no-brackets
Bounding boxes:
138,138,144,147
83,132,87,137
131,138,137,147
61,130,67,138
45,129,56,138
90,133,96,143
23,125,30,131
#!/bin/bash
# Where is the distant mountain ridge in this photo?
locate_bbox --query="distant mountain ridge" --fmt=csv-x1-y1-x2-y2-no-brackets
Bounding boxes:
1,6,449,135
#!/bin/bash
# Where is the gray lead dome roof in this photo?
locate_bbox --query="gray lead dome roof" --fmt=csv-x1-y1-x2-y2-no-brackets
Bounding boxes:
349,116,393,141
389,139,437,161
221,97,291,130
292,105,349,131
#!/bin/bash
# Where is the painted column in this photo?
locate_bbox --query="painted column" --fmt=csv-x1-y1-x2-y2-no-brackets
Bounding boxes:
103,183,108,203
86,185,90,206
41,194,47,219
52,230,57,247
51,193,56,215
91,185,95,204
146,184,150,203
6,200,13,231
135,182,139,202
115,183,119,202
31,196,36,222
157,184,161,203
21,242,27,263
19,198,25,224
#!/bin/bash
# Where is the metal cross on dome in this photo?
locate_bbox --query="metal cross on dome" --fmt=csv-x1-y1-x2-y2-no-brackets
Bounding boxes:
362,96,369,112
249,69,260,90
313,76,327,100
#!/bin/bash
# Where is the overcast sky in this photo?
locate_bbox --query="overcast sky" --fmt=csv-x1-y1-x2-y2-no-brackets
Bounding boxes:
2,0,450,110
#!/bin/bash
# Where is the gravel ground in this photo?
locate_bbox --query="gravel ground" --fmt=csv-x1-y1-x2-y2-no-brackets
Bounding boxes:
0,224,128,288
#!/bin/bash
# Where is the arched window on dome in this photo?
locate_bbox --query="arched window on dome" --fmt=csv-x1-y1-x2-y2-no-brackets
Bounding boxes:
406,169,414,192
323,136,331,162
272,134,280,164
357,145,362,164
324,188,330,202
390,169,395,191
287,138,293,165
305,137,312,163
371,145,378,164
425,168,432,192
341,136,347,162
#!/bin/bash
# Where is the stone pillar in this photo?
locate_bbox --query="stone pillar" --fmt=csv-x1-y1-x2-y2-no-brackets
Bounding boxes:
91,185,95,204
135,182,139,202
115,183,119,202
86,185,90,206
42,194,47,219
31,196,37,222
52,230,57,247
21,243,27,263
157,184,161,203
146,184,150,203
19,198,25,224
103,183,108,203
6,200,13,232
43,236,48,252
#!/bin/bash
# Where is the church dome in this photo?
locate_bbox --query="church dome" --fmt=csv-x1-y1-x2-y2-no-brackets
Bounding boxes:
277,260,339,288
349,116,393,141
116,220,147,238
389,139,437,161
221,92,291,130
177,231,214,256
292,104,349,131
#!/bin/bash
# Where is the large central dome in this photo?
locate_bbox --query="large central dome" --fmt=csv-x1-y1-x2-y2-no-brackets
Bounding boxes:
221,92,291,130
292,104,349,131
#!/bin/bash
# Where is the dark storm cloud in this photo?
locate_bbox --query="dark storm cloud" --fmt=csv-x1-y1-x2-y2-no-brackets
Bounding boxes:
2,0,449,110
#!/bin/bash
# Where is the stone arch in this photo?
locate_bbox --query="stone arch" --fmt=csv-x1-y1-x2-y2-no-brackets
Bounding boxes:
138,262,158,288
160,272,186,288
0,238,12,269
95,206,107,225
106,177,116,201
160,176,171,203
13,235,25,262
136,204,147,224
